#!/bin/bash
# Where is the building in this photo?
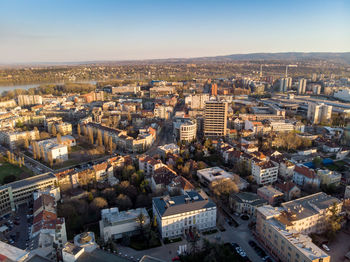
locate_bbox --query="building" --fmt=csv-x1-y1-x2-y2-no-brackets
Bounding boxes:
18,95,42,106
158,143,180,157
279,77,292,92
73,232,98,253
204,100,228,138
317,169,341,186
185,94,210,109
229,192,267,217
138,155,164,176
210,83,218,96
0,129,39,150
334,88,350,102
0,241,30,261
307,102,332,124
275,181,301,201
35,135,76,162
293,165,320,189
298,78,307,94
152,191,216,239
173,118,197,142
256,205,330,262
99,207,150,243
197,166,235,187
0,173,57,216
252,161,278,185
257,185,284,206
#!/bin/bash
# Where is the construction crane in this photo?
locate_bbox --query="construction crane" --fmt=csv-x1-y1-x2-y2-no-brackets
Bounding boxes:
285,64,297,77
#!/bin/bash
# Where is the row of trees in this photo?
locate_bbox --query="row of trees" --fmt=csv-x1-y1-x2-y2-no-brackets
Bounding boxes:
6,151,25,167
78,124,115,154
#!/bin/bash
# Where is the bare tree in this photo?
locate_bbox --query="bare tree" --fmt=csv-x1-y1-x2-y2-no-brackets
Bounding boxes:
51,125,57,136
57,133,62,144
77,124,81,137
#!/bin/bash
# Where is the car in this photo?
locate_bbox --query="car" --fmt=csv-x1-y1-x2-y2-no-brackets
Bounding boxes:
322,244,330,252
172,257,180,261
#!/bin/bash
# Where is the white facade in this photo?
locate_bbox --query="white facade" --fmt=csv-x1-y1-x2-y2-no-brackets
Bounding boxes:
334,88,350,102
297,78,307,94
153,191,216,239
307,102,332,124
197,166,235,186
252,161,278,185
185,94,210,109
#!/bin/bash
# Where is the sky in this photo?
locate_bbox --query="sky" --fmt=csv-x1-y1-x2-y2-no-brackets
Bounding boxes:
0,0,349,63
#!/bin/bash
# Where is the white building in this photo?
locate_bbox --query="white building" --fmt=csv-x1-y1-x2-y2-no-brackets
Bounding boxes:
158,143,180,157
197,166,235,186
297,78,307,94
185,94,210,109
152,191,216,239
73,232,98,253
252,161,278,185
99,207,150,243
173,119,197,142
307,102,332,124
334,88,350,102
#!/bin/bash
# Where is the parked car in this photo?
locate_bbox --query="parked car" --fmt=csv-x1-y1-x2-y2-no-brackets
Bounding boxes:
322,244,330,252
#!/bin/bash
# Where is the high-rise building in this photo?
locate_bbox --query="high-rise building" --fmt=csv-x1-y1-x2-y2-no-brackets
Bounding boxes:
211,83,218,96
204,100,228,137
297,78,307,94
279,77,292,92
307,102,332,124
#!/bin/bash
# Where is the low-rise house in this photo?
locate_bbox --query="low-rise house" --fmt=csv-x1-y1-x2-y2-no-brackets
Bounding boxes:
197,166,235,187
270,155,295,180
257,185,284,206
293,165,320,189
275,181,301,201
158,143,180,157
99,207,150,243
322,141,341,153
151,166,177,192
229,192,267,217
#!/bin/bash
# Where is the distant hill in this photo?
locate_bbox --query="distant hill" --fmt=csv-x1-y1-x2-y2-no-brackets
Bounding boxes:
191,52,350,64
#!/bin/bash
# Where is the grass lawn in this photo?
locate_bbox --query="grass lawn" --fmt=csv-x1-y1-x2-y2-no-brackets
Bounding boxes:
0,161,33,185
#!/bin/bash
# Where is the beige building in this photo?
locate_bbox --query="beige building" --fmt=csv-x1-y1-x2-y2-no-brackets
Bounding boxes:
256,205,330,262
0,129,39,150
204,100,228,138
307,103,332,124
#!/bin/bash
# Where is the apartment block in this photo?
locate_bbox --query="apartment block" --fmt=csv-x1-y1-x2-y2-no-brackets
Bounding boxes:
0,129,39,150
252,161,278,185
307,103,332,124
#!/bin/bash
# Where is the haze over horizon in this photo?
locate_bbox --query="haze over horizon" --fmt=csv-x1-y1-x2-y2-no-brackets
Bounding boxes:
1,0,349,64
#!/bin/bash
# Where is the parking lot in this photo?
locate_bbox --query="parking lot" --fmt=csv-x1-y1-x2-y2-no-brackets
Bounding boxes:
0,204,32,250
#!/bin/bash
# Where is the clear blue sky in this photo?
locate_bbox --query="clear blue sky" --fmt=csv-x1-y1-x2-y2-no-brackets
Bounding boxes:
0,0,349,63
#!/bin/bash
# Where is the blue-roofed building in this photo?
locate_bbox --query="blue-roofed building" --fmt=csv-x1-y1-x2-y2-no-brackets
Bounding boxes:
152,191,216,239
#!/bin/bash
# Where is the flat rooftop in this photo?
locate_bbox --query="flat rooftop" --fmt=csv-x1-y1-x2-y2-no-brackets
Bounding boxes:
0,241,29,261
0,172,56,191
153,191,216,217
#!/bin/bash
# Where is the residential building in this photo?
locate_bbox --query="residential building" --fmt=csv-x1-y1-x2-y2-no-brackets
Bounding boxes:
185,94,210,109
197,166,235,187
317,169,341,186
270,156,295,180
0,173,57,216
256,205,330,262
204,100,228,138
293,165,320,189
73,232,98,253
275,181,301,201
158,143,180,157
99,207,150,242
138,155,164,176
257,185,284,206
229,192,267,217
0,129,39,150
307,102,332,124
252,161,278,185
279,77,292,92
298,78,307,94
18,95,42,106
210,83,218,96
152,191,216,239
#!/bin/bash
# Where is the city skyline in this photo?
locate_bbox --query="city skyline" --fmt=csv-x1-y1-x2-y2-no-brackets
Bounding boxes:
1,0,349,63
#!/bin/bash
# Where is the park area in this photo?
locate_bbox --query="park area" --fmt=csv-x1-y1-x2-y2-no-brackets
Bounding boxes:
0,157,33,185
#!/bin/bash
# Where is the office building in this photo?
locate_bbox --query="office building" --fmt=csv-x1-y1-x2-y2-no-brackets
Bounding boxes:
152,191,216,239
99,207,150,242
173,119,197,142
204,100,228,138
307,103,332,124
0,173,57,216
